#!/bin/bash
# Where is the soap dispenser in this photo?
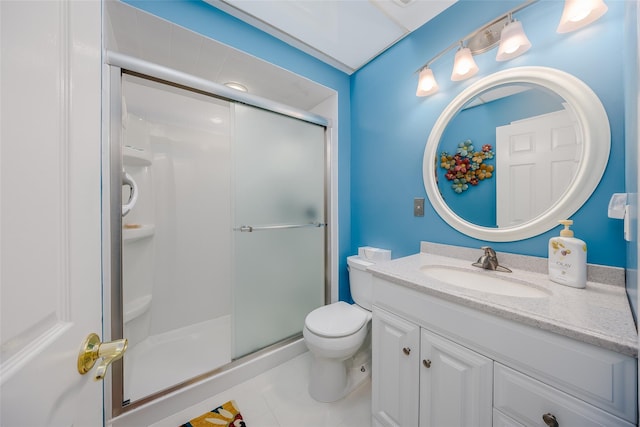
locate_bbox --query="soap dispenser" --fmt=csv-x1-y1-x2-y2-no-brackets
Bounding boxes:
548,220,587,288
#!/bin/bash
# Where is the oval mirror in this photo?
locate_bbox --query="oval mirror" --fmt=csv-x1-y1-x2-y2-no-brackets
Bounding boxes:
423,67,610,242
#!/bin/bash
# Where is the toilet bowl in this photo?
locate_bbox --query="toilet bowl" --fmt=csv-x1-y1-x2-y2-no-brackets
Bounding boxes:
303,248,390,402
303,302,372,402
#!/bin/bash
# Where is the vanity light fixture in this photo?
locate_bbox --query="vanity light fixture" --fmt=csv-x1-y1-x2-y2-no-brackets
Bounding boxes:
496,15,531,61
557,0,608,33
415,0,608,97
451,44,479,81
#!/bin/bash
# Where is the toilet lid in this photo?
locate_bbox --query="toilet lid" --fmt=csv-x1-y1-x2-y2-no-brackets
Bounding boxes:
305,301,368,338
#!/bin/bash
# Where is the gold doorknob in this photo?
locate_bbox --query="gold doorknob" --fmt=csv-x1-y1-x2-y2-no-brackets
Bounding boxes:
77,333,128,380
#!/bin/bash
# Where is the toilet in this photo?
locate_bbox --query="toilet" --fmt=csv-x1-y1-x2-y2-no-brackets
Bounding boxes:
303,247,390,402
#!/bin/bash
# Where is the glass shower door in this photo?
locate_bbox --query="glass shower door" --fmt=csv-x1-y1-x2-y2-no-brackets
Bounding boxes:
233,104,326,358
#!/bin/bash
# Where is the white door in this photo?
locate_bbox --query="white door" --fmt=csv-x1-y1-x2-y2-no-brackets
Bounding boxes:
496,109,580,227
1,1,103,425
419,328,493,427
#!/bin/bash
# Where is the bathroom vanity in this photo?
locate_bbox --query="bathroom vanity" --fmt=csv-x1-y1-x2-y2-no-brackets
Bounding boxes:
369,244,637,427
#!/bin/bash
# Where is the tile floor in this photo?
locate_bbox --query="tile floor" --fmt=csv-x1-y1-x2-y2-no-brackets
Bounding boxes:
153,352,372,427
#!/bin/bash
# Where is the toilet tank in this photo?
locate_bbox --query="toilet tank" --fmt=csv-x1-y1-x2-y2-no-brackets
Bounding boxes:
348,247,391,310
348,256,374,310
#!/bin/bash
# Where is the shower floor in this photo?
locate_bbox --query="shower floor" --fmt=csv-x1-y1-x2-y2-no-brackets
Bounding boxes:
124,315,231,403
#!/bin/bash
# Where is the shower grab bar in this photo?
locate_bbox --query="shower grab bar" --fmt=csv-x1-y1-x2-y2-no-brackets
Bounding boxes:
234,222,326,232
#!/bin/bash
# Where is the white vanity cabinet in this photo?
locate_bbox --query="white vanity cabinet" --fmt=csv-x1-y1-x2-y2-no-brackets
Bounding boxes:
371,276,637,427
372,307,493,427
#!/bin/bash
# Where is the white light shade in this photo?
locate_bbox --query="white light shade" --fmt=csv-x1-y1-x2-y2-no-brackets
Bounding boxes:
496,20,532,61
416,67,439,96
557,0,608,33
450,47,479,81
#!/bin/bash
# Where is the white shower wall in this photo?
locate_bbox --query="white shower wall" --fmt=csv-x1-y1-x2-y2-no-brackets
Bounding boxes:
122,115,155,332
122,75,235,401
148,122,232,335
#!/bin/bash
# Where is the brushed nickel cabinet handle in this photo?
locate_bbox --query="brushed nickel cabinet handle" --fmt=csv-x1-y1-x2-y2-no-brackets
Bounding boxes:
402,347,411,356
542,413,559,427
423,359,432,368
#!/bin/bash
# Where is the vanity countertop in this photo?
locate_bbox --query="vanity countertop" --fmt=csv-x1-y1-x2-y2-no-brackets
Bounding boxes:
368,251,638,357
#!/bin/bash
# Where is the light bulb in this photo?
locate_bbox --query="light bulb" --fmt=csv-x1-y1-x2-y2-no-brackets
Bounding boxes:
421,80,434,91
451,47,478,81
416,67,439,97
569,5,591,22
496,19,532,62
503,40,519,54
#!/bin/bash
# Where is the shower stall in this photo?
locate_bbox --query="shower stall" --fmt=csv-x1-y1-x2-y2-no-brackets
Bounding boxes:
107,65,329,412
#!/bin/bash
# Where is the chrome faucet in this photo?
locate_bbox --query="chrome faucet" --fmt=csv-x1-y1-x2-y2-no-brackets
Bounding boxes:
472,246,512,273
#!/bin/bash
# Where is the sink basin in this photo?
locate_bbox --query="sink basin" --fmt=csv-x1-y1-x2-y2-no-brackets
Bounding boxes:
420,266,550,298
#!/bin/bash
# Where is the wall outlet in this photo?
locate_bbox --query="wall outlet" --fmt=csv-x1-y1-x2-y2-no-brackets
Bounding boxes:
414,198,424,217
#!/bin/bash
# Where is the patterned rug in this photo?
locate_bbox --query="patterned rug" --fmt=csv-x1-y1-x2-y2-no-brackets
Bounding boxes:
180,400,246,427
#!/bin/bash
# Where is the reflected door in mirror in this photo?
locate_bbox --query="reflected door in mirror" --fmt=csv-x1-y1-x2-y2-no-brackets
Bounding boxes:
496,108,580,227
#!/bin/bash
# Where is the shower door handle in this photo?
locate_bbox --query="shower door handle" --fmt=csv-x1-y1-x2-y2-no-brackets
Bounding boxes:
234,222,326,232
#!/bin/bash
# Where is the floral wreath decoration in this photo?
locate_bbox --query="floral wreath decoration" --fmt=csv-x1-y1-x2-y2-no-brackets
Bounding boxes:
440,140,495,194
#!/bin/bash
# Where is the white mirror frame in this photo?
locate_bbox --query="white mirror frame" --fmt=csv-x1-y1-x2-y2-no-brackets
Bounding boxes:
423,66,610,242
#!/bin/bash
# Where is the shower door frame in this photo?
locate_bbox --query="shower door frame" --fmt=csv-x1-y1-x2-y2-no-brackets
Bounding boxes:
103,53,334,417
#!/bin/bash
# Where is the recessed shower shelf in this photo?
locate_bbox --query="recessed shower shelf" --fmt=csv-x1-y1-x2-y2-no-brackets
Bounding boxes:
124,146,152,166
123,294,152,323
123,224,155,242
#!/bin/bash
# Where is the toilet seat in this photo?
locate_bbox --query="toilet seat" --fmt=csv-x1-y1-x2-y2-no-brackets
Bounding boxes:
305,301,368,338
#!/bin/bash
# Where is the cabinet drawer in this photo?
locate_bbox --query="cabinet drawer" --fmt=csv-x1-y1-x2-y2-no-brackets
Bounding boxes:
493,409,525,427
494,364,634,427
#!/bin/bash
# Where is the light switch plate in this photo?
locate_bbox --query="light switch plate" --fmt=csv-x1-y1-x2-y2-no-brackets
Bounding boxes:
414,198,424,217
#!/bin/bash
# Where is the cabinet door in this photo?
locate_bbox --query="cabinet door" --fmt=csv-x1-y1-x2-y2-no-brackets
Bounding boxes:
420,328,493,427
372,307,420,427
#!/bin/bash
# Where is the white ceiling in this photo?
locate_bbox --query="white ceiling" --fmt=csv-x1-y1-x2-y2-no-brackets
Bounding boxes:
105,0,457,113
105,1,336,111
205,0,457,74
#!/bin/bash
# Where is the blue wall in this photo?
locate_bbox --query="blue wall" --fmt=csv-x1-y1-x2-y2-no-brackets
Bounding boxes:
350,1,626,280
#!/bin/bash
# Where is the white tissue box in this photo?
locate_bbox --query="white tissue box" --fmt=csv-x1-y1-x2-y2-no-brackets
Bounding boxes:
358,246,391,262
